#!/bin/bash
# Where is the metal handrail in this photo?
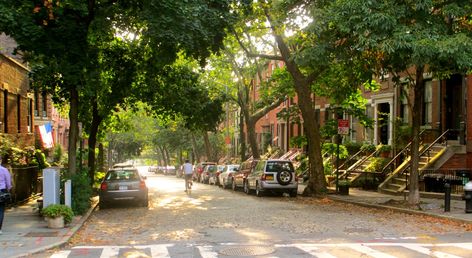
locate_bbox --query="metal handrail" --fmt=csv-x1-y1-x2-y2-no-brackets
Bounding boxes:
339,149,363,171
381,129,427,176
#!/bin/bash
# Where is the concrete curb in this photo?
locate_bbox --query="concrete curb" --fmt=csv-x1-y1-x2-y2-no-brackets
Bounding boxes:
328,196,472,225
14,201,99,258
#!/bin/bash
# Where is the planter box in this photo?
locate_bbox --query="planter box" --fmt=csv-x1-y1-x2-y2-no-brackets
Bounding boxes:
47,216,64,229
339,185,349,195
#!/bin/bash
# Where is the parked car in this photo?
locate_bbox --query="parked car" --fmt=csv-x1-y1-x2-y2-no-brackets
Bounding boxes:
163,165,176,175
218,164,240,189
202,164,218,184
214,165,226,185
194,162,217,182
232,159,259,191
245,159,298,197
99,167,149,208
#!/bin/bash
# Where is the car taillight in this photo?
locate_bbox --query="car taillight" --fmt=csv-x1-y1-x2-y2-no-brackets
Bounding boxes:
295,175,299,182
100,182,108,191
228,172,232,177
140,180,146,189
260,174,266,181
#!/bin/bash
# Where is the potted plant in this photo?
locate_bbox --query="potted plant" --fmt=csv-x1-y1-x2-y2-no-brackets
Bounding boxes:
360,143,376,155
338,180,350,195
41,204,74,228
377,144,392,158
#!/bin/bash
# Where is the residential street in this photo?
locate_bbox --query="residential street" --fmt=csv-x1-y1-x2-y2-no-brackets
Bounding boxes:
32,168,472,258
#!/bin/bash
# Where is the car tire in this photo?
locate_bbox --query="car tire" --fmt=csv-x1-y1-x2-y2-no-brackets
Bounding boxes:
276,170,293,186
142,198,149,207
232,179,237,191
244,180,251,195
255,182,263,197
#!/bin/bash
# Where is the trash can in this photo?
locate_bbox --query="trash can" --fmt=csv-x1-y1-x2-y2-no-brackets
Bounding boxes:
464,181,472,213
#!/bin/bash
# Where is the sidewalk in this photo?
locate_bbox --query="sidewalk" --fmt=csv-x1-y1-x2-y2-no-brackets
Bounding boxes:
0,198,97,258
1,189,471,258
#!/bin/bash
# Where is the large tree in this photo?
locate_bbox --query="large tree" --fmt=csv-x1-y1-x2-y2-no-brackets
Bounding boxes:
317,0,472,204
0,0,235,175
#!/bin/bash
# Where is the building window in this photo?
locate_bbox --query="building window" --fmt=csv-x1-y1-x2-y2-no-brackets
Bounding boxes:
28,99,33,132
42,91,47,117
3,90,8,133
400,89,409,124
34,90,39,116
423,80,432,126
17,95,21,133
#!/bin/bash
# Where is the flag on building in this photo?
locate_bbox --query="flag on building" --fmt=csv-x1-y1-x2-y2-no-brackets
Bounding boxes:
39,123,54,148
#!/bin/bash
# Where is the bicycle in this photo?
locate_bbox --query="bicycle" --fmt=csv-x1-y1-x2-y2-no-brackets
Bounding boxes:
184,173,193,194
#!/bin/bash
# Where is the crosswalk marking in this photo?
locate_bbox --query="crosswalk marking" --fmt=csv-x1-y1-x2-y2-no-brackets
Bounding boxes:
196,245,219,258
401,244,462,258
50,250,71,258
51,242,472,258
289,244,336,258
100,246,120,258
349,244,397,258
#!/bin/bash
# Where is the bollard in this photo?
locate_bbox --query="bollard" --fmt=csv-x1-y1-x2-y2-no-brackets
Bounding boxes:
444,183,451,212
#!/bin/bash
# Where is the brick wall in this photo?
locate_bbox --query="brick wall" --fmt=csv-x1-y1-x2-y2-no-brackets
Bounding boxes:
439,154,468,169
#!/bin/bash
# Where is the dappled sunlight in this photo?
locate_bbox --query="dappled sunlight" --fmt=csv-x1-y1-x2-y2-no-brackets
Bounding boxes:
234,228,273,243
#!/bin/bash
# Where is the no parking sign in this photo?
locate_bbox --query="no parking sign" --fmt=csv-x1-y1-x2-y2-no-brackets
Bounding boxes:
337,119,349,135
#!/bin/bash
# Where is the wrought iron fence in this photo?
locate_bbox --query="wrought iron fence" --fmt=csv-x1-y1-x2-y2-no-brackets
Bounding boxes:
9,166,41,204
421,169,471,195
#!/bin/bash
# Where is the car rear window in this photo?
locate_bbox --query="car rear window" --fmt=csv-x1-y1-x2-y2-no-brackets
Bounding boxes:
265,161,294,172
106,170,140,180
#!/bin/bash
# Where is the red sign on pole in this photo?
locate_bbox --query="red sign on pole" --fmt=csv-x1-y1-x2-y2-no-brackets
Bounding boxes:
338,119,349,135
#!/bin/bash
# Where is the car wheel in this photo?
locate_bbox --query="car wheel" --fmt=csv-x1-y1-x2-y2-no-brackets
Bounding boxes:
289,189,297,197
232,179,237,191
141,198,149,207
276,170,293,186
99,200,108,209
244,180,251,195
255,182,263,197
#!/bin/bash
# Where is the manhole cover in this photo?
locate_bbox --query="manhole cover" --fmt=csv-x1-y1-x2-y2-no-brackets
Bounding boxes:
219,246,275,256
24,231,59,237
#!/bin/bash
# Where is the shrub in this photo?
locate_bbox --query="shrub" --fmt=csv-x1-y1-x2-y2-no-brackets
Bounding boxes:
365,157,390,172
360,143,376,154
70,171,92,215
41,204,74,224
343,141,363,155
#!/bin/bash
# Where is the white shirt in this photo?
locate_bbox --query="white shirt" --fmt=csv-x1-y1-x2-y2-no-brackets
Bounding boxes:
183,163,193,175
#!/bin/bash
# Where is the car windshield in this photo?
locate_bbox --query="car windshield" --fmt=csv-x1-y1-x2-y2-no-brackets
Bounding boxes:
206,165,217,172
229,166,239,171
265,161,294,172
106,170,139,180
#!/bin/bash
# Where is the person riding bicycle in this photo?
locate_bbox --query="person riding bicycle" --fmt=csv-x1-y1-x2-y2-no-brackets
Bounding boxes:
183,159,193,192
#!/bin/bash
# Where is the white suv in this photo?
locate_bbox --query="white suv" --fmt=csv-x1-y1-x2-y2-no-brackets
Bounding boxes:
245,159,298,197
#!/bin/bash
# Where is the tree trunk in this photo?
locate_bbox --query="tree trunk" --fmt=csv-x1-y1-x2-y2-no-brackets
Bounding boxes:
158,146,167,168
408,66,425,206
239,112,247,161
247,118,260,159
87,100,102,184
203,131,212,161
98,143,104,172
67,87,79,176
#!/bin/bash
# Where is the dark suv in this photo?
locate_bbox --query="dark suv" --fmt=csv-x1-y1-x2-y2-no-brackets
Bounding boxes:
245,159,298,197
232,159,259,191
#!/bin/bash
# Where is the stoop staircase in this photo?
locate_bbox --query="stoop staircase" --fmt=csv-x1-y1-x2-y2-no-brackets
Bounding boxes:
378,130,450,195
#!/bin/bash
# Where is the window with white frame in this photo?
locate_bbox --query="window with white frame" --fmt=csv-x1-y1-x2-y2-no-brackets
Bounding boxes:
422,80,432,126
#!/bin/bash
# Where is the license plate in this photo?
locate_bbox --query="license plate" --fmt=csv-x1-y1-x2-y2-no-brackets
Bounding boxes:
119,185,128,190
266,175,274,180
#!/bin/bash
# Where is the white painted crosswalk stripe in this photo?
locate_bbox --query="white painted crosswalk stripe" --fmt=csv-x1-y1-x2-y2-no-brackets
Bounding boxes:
288,244,336,258
349,244,397,258
53,242,472,258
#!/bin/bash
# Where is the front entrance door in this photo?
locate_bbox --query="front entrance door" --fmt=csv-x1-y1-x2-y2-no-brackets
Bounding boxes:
377,103,390,145
445,75,463,140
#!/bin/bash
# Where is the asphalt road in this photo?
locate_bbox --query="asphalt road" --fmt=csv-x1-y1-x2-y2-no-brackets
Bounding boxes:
34,166,472,257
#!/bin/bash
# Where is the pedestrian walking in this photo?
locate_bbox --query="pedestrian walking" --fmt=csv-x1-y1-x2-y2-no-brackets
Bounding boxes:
183,159,193,193
0,156,13,235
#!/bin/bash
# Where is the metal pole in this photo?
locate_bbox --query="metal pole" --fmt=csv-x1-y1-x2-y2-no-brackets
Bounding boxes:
444,183,451,212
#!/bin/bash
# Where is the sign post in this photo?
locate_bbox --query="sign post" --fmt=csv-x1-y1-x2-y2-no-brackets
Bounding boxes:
336,119,349,194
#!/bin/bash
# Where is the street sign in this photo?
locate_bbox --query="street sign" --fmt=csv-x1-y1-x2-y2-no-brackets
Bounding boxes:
338,119,349,135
